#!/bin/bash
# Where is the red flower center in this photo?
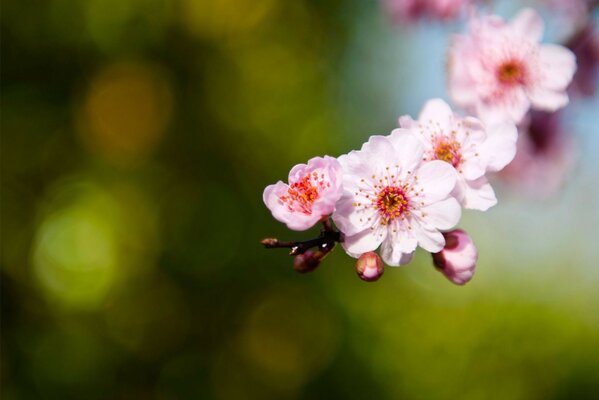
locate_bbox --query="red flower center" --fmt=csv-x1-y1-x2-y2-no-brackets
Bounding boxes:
434,140,461,168
497,60,525,85
375,185,409,224
280,172,329,214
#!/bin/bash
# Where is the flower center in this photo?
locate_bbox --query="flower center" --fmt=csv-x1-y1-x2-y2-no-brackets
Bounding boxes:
434,140,461,168
497,61,524,85
280,172,328,214
375,186,409,223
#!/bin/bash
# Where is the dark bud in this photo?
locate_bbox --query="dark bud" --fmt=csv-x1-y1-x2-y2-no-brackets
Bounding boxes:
293,249,324,273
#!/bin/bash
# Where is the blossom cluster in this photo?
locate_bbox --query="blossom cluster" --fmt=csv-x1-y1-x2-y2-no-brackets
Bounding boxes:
262,6,583,285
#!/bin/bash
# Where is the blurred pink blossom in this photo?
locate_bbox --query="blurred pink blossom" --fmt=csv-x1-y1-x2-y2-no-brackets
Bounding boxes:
499,110,576,199
567,24,599,98
448,8,577,125
432,229,478,285
394,99,517,211
538,0,592,29
263,156,343,231
332,134,460,266
383,0,468,23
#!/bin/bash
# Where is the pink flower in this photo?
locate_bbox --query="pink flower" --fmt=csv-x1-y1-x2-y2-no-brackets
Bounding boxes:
355,252,385,282
394,99,517,211
383,0,468,23
499,110,576,199
332,134,461,266
432,229,478,285
263,156,343,231
538,0,591,29
448,8,577,124
567,24,599,98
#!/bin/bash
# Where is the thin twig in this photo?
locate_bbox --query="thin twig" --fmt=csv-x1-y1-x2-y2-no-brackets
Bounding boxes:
261,218,342,255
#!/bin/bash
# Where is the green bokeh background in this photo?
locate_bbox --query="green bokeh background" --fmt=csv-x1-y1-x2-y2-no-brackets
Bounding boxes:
2,1,599,399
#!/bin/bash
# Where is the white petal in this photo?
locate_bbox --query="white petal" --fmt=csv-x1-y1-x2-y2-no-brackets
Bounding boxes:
528,87,569,112
481,122,518,172
458,176,498,211
415,160,457,203
421,197,461,230
380,238,415,267
342,228,386,257
389,220,418,253
477,88,530,125
332,194,377,236
398,116,416,129
412,222,445,253
387,132,425,176
360,135,395,164
538,44,576,91
460,156,487,181
510,8,544,43
418,98,454,128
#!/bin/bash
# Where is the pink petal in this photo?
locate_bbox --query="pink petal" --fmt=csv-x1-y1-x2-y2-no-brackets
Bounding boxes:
481,122,518,172
477,88,530,125
380,238,415,267
527,87,569,112
332,196,377,236
342,228,386,257
263,181,290,221
417,98,454,128
454,176,497,211
360,135,396,164
263,181,322,231
460,155,487,181
538,44,577,91
387,132,425,176
398,116,416,129
510,8,544,43
414,160,457,203
412,221,445,253
421,197,461,230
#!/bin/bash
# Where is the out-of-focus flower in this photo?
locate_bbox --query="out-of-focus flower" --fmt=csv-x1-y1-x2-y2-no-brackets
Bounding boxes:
448,8,577,125
499,110,576,199
538,0,592,30
293,249,324,273
395,99,517,211
383,0,468,23
567,24,599,98
355,252,385,282
332,135,460,266
263,156,343,231
432,229,478,285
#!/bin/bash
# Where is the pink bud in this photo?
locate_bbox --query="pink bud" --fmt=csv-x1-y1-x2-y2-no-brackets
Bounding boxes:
293,250,323,273
355,252,384,282
432,229,478,285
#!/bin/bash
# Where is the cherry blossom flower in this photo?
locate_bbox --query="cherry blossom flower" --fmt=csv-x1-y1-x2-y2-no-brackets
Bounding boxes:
394,99,517,211
432,229,478,285
567,24,599,98
538,0,592,31
355,252,385,282
332,134,461,266
263,156,343,231
383,0,468,23
448,8,577,124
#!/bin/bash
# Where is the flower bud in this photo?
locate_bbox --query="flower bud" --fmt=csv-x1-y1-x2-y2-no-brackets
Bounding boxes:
355,252,384,282
293,250,323,273
432,229,477,285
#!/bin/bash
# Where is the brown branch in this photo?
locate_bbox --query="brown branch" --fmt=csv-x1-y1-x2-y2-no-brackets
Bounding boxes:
261,219,342,255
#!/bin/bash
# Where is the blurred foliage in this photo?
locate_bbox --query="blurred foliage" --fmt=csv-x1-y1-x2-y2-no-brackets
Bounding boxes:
2,0,599,399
